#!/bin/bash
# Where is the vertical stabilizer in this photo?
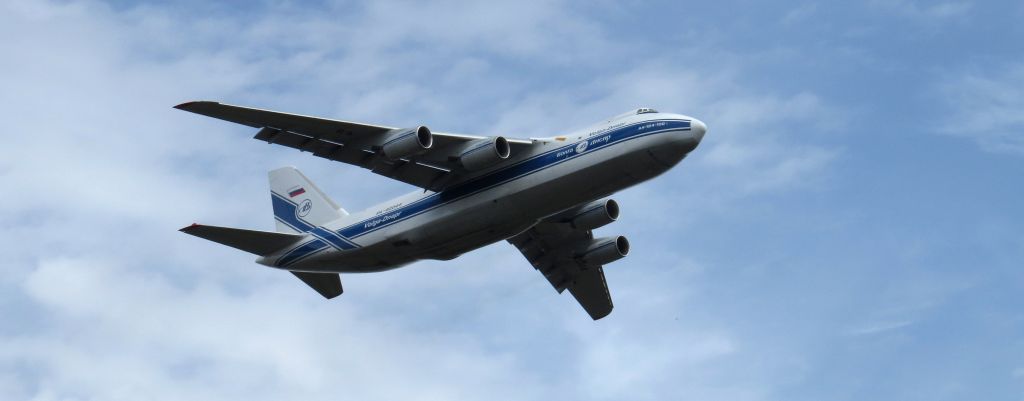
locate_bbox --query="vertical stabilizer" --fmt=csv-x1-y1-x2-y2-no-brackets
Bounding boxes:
269,167,348,233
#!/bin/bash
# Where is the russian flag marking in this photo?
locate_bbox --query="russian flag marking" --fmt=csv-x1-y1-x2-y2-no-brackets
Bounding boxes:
289,187,306,197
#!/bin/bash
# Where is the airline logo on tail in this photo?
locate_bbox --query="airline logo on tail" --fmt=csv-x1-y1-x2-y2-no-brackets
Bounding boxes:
297,199,313,217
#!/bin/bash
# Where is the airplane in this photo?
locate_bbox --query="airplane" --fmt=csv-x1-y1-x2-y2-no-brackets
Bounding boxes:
175,101,706,320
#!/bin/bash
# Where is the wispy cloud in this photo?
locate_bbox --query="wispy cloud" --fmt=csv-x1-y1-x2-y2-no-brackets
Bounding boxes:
938,63,1024,155
781,3,817,25
869,0,973,20
847,319,915,336
8,257,549,400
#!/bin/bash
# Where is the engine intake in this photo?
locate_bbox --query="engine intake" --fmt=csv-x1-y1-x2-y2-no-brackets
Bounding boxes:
381,126,432,160
568,199,619,230
458,136,511,171
577,236,630,266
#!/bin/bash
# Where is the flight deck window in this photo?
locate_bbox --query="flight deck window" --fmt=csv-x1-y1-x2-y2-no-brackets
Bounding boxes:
636,108,658,114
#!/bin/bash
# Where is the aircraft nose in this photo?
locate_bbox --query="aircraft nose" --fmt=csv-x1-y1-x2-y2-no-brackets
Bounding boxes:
691,118,707,143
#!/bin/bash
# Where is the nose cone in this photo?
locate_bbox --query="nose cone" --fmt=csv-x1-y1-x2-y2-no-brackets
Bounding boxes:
691,118,707,143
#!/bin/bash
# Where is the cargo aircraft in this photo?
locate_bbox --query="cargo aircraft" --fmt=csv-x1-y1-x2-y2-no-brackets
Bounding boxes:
176,101,706,319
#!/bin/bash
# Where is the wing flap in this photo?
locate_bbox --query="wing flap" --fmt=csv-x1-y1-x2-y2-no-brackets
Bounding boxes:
270,130,317,149
380,161,449,186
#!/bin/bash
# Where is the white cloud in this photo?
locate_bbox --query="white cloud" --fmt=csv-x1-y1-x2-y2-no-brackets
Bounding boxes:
696,91,840,194
782,3,817,25
847,320,914,336
8,257,548,401
0,0,845,400
938,64,1024,155
869,0,973,20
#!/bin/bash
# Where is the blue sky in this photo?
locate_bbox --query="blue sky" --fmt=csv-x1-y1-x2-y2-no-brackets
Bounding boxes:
1,0,1022,400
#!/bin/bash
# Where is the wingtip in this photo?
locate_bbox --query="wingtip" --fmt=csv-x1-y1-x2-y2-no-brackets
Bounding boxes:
173,101,197,110
179,223,202,233
173,100,216,111
590,310,612,320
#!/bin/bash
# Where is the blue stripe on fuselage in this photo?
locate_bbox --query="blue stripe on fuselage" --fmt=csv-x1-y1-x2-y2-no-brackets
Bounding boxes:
271,194,355,266
337,119,690,239
312,226,357,250
277,237,328,266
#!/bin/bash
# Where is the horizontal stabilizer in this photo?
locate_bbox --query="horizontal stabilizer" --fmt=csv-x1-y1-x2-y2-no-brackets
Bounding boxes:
291,271,344,299
181,224,304,256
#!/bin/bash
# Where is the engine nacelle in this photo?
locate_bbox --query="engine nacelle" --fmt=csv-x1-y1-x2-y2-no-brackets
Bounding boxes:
577,236,630,266
381,126,432,160
457,136,511,171
568,199,619,230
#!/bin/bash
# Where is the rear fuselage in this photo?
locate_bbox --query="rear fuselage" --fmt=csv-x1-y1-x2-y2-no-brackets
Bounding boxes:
260,112,704,272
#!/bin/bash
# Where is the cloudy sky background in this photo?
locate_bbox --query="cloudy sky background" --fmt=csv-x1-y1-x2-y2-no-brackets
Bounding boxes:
1,0,1022,400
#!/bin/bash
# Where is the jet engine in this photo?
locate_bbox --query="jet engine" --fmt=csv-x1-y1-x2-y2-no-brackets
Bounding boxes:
568,199,619,230
381,126,433,160
577,236,630,265
457,136,511,171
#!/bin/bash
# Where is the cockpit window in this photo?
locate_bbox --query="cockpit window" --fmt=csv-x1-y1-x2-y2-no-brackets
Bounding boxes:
607,108,661,123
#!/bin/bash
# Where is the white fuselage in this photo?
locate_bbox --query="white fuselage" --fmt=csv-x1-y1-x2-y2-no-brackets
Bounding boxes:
259,112,705,273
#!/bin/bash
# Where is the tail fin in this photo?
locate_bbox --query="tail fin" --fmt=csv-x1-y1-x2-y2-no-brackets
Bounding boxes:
269,166,348,233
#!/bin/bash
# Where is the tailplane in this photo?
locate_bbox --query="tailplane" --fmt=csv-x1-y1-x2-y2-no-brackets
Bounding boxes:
180,223,344,299
269,166,348,233
180,224,304,256
182,166,349,300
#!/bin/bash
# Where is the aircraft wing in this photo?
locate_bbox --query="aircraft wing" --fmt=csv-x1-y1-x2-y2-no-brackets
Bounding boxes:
507,219,614,320
175,101,532,191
